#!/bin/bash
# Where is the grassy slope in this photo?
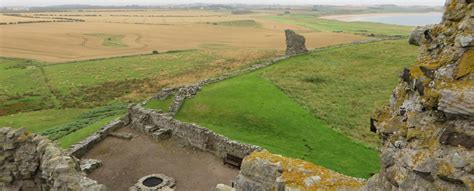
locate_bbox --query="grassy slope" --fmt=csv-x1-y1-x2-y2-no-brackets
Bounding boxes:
261,40,418,146
177,73,379,178
176,40,418,178
0,109,89,133
144,95,174,112
0,58,47,95
266,14,412,36
57,114,122,148
44,51,215,92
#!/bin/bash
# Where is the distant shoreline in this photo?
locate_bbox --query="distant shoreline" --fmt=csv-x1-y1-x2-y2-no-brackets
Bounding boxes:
320,12,443,22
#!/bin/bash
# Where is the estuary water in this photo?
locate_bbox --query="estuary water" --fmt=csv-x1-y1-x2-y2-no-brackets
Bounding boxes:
322,12,443,26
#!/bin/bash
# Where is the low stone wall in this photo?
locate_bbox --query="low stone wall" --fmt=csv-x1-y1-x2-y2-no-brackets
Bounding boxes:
0,127,106,190
126,104,262,159
68,119,124,158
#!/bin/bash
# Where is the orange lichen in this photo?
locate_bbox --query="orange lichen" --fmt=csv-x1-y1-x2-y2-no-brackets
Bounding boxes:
245,151,366,190
437,162,454,177
456,49,474,79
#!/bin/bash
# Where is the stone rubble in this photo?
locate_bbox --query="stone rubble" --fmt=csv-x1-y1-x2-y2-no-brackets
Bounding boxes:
80,159,103,174
109,132,135,140
216,184,236,191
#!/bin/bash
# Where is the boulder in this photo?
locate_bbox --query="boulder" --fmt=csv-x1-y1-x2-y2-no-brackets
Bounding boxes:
409,25,434,46
285,29,308,56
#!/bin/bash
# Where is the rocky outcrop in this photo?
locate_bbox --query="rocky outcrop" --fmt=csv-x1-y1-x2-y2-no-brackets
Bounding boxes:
234,151,366,191
368,1,473,190
285,29,308,56
0,127,106,191
409,25,435,46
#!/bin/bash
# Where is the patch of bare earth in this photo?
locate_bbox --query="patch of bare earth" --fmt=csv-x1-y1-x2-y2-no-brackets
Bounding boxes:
83,128,238,191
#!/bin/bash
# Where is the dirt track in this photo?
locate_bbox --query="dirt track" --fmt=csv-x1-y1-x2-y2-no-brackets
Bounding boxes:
83,128,238,191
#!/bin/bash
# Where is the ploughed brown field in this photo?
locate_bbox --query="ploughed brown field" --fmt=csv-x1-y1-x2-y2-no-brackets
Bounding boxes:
0,10,367,62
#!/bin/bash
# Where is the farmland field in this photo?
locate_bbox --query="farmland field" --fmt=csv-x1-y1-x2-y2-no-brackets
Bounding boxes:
0,6,418,178
0,10,369,62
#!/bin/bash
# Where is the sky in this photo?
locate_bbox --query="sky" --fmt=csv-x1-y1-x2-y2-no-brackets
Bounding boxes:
0,0,446,7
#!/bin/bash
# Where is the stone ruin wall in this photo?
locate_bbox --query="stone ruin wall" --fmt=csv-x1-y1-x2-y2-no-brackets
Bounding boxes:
0,127,106,191
367,0,473,190
125,104,262,159
68,120,124,158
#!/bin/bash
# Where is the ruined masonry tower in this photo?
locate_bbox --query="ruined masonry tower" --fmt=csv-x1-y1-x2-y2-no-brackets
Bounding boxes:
367,0,473,190
285,29,308,56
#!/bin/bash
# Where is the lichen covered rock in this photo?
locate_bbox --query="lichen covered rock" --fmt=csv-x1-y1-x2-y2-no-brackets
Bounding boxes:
235,151,366,191
368,0,474,190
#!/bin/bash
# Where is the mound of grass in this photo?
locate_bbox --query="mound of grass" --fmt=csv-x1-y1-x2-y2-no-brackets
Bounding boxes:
261,40,418,146
177,73,379,178
144,96,174,112
213,20,261,28
266,14,412,37
57,114,122,148
87,33,127,48
0,108,89,133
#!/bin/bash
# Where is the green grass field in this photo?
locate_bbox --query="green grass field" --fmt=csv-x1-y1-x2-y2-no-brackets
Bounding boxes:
44,51,214,92
261,40,418,146
144,95,174,112
0,104,126,148
1,49,276,115
266,14,412,37
176,72,379,178
57,114,123,148
174,40,418,178
0,108,89,133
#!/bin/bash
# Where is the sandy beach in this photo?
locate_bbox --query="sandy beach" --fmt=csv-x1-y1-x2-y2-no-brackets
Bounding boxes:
320,12,443,22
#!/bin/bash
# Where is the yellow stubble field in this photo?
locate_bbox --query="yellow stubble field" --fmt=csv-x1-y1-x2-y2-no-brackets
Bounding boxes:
0,10,367,62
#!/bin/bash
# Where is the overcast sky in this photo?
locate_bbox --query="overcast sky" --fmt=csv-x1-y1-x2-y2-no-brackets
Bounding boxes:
0,0,445,7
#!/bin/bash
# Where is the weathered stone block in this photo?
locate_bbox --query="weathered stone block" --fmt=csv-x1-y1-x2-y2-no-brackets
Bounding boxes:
285,29,307,56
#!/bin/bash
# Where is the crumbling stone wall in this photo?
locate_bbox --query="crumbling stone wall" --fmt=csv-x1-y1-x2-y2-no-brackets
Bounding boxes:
68,119,124,158
285,29,308,56
0,127,106,191
368,0,473,190
126,104,262,159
